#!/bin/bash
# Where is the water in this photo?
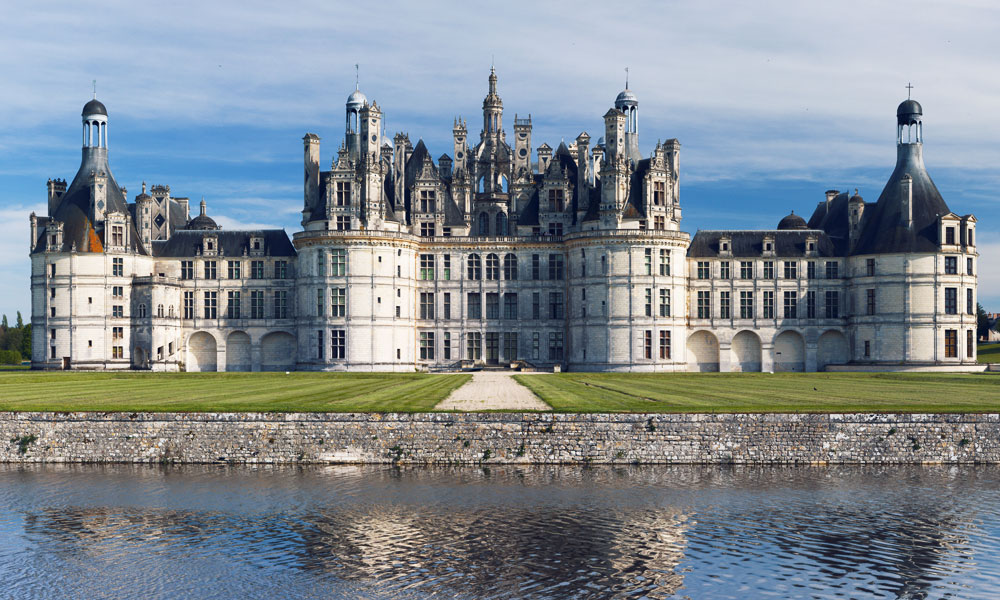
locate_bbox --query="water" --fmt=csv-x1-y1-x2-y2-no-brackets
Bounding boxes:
0,465,998,599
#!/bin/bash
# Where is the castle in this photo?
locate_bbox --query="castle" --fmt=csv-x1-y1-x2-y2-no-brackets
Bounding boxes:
29,71,980,372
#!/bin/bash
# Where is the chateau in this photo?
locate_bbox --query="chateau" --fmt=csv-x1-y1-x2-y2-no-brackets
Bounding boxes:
30,71,979,372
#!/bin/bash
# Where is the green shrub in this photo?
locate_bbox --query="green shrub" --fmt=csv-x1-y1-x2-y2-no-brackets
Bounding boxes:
0,350,21,365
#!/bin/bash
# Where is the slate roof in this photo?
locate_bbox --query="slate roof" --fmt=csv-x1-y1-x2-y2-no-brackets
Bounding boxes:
687,230,838,258
152,230,295,258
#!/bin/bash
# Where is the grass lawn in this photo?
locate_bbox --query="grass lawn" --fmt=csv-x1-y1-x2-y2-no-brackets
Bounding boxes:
979,343,1000,364
0,371,470,412
514,372,1000,413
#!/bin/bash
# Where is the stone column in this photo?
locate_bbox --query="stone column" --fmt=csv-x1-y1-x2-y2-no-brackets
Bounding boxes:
718,342,732,373
805,341,818,372
761,342,775,373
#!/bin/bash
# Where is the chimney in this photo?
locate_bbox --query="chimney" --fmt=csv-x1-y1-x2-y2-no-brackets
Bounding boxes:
303,134,321,219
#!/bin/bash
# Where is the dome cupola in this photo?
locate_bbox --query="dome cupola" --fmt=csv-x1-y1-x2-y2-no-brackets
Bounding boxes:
186,198,219,230
777,211,808,230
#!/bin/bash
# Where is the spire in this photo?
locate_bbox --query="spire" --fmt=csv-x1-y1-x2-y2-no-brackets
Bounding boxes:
355,63,359,90
625,66,629,89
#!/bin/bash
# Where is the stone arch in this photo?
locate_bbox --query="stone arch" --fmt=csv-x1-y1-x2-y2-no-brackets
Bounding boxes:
261,331,296,372
817,330,849,370
687,330,719,372
186,331,217,372
774,330,805,372
731,330,762,372
226,331,251,372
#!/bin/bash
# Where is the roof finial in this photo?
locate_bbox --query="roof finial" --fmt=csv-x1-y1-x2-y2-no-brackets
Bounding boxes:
625,67,629,89
92,79,97,99
355,64,359,90
491,54,495,72
906,82,913,99
200,196,207,216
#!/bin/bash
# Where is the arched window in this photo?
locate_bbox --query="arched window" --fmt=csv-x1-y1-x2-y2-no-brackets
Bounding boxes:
157,304,164,318
477,176,486,194
495,212,507,236
478,212,489,236
138,304,147,318
503,253,518,280
485,253,499,280
499,175,509,193
467,254,481,280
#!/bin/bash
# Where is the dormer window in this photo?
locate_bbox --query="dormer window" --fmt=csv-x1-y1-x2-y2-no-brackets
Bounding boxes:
946,227,955,245
111,225,124,247
249,236,264,255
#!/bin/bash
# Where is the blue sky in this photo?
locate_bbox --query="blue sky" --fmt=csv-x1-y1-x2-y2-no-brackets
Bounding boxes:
2,0,999,319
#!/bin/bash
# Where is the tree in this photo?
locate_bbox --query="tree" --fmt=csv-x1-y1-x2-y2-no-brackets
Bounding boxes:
15,311,23,329
20,324,31,359
978,303,992,340
0,315,7,331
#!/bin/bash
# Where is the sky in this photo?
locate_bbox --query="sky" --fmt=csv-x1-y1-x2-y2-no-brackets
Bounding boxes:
2,0,999,319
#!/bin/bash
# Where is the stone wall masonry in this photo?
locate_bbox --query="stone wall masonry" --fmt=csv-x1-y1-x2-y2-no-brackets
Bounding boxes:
1,412,998,465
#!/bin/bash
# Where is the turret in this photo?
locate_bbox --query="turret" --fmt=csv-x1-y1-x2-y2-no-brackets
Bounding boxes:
513,114,532,177
575,131,590,205
614,82,640,163
537,143,552,175
481,67,504,142
302,133,320,222
346,86,367,161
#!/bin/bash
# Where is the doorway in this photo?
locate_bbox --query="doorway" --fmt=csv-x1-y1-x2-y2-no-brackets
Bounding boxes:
485,332,500,364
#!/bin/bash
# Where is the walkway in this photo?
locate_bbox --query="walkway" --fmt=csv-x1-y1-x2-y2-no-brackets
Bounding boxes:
434,371,551,411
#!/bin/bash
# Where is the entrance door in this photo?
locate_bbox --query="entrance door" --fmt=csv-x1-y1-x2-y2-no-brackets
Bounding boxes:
485,332,500,364
62,357,71,370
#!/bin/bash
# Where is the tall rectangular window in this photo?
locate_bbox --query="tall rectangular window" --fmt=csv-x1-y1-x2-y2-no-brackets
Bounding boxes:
659,289,670,317
274,291,288,319
504,293,518,319
783,291,797,318
420,254,434,280
740,261,753,279
532,332,540,359
549,292,564,319
332,330,346,359
274,260,288,279
112,257,124,277
228,260,241,279
532,292,540,320
420,189,436,213
864,340,871,358
181,261,193,280
644,288,653,317
335,181,351,206
866,258,876,277
807,261,816,280
505,254,518,280
443,254,451,280
946,227,956,245
183,291,194,319
548,254,564,280
659,249,670,276
697,290,711,319
251,290,264,319
763,290,774,319
250,260,264,279
783,261,797,279
825,291,839,318
504,332,518,361
826,261,838,279
419,331,435,360
945,256,957,274
968,257,974,276
444,332,452,360
548,188,565,212
697,261,710,279
486,293,500,319
420,222,434,237
807,291,816,319
643,330,652,359
719,261,730,280
659,330,671,359
227,291,241,319
968,288,974,315
945,329,957,358
485,254,499,280
468,254,482,280
548,332,564,360
531,254,540,280
762,261,774,279
653,181,666,205
968,330,975,358
866,289,876,315
331,250,346,276
204,260,216,280
467,332,482,360
203,291,217,319
317,330,324,360
719,291,731,319
332,288,346,317
111,225,123,247
468,293,481,319
316,288,324,316
740,291,754,319
945,287,957,314
644,248,652,275
443,292,451,320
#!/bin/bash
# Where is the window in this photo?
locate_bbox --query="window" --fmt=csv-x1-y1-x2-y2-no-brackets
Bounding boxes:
112,305,123,318
496,213,507,236
156,304,164,318
719,291,730,319
204,292,217,319
502,254,518,280
945,288,957,314
807,291,816,319
420,222,434,237
468,293,481,319
332,288,346,317
532,292,540,320
659,330,671,359
318,252,327,276
659,289,670,317
420,254,434,280
968,330,975,358
866,258,875,277
644,249,652,275
486,254,500,280
49,264,56,277
504,332,518,361
531,254,540,280
532,332,540,360
478,213,489,236
504,293,518,319
825,291,839,318
251,290,264,319
419,331,434,360
548,332,564,360
439,292,450,319
112,257,124,277
644,288,652,316
601,255,608,274
740,291,754,319
204,260,216,280
486,293,500,319
697,261,710,279
580,249,587,277
783,291,797,318
274,260,288,279
443,255,451,280
334,215,350,231
866,289,876,315
783,261,797,279
442,227,452,238
945,256,957,274
653,181,666,206
548,222,563,236
419,190,436,213
807,261,816,280
250,260,264,279
417,292,434,320
331,330,346,359
659,249,670,276
226,291,241,319
968,288,974,315
740,261,753,279
444,332,452,360
968,258,974,276
549,292,564,319
762,261,774,279
548,254,564,280
581,288,587,317
826,261,838,279
946,227,956,245
181,261,193,280
274,291,288,319
548,188,565,212
763,291,774,319
697,291,711,319
112,326,123,340
317,330,324,360
183,292,194,319
336,181,351,206
136,304,147,318
719,261,730,280
228,261,241,279
112,286,123,298
864,340,871,358
945,329,957,358
468,254,481,280
643,330,652,359
467,332,482,360
112,346,123,359
316,288,324,316
331,250,346,276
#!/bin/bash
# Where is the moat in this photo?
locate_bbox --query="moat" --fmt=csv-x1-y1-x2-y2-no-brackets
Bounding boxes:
1,464,998,599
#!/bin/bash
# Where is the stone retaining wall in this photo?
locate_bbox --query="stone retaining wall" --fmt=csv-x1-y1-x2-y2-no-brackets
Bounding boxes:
1,412,998,464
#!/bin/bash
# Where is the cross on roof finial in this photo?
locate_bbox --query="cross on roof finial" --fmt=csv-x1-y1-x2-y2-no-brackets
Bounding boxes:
625,67,629,89
906,82,914,99
92,79,97,99
355,64,359,90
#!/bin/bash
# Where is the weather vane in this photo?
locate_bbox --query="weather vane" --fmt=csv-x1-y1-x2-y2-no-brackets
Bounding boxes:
906,82,913,99
625,67,629,89
355,64,359,90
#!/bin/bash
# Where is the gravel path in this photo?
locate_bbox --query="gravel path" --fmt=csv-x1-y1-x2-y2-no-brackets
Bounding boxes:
434,371,551,411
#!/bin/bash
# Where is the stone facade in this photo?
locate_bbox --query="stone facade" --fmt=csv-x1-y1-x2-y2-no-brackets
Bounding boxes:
29,77,978,372
1,412,997,465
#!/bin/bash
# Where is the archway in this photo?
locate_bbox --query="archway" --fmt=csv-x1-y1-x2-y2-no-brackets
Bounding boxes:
731,330,762,372
226,331,251,372
186,331,217,372
686,330,719,372
261,332,296,371
774,330,805,372
132,347,148,370
817,330,849,370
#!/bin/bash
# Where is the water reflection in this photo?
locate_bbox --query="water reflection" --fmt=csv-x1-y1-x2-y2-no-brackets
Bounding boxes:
0,465,997,599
